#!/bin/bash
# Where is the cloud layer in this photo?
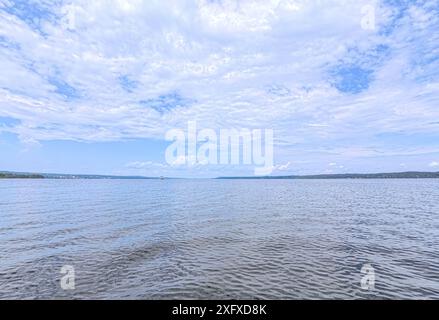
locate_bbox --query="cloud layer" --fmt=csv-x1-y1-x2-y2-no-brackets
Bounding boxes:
1,0,439,175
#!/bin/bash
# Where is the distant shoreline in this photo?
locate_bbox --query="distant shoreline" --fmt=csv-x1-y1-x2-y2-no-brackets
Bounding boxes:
218,171,439,179
0,173,45,179
0,171,160,180
2,170,439,179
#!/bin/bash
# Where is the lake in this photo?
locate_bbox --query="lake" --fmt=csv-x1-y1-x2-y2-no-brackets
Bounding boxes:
0,179,438,299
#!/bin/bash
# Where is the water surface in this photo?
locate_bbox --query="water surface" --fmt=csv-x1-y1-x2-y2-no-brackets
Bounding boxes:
0,179,438,299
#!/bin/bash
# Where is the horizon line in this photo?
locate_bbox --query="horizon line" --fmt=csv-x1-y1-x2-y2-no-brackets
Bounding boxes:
2,170,439,180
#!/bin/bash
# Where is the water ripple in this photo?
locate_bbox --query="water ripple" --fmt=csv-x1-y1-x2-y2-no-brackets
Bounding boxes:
0,179,438,299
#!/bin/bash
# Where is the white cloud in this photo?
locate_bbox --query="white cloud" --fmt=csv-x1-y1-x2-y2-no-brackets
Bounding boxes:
125,161,167,169
429,161,439,168
171,155,188,166
275,161,291,171
0,0,438,173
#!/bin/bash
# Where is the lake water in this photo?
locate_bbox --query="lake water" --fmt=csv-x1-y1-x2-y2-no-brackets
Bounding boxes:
0,179,438,299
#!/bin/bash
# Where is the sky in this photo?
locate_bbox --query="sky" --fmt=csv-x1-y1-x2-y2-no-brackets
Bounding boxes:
0,0,439,178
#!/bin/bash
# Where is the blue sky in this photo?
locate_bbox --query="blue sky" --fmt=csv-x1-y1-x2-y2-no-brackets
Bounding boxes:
0,0,439,177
